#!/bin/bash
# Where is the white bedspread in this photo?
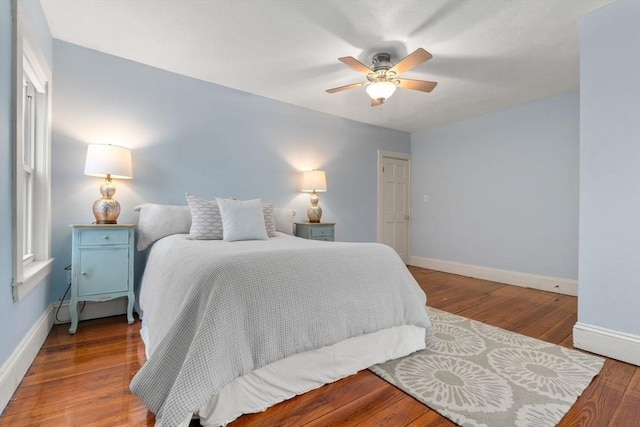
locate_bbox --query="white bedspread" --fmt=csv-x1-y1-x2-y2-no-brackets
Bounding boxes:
130,234,430,426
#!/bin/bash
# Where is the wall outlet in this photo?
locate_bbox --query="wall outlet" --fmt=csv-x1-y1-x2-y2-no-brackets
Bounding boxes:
423,195,428,203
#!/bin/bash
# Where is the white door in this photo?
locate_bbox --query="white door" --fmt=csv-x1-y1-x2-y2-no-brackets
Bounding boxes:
378,151,411,263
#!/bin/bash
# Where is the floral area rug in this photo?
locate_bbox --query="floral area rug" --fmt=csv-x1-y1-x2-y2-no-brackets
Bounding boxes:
370,307,604,427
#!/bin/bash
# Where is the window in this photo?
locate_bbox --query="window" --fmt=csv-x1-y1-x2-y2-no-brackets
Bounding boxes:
22,78,36,266
12,13,53,301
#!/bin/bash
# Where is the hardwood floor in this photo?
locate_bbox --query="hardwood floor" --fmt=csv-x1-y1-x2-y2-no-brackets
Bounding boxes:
1,267,638,426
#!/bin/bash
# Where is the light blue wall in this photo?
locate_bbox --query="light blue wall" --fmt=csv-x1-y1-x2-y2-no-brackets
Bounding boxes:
579,0,640,336
50,41,411,302
0,0,14,366
411,91,579,279
0,0,53,366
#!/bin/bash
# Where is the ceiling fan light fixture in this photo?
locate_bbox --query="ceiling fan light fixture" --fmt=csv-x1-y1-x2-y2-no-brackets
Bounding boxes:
366,81,396,102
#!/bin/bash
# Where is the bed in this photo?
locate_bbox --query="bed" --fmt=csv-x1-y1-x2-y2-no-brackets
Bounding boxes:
129,201,431,427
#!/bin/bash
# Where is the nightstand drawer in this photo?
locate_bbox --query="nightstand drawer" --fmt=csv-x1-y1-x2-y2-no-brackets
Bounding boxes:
294,222,335,241
310,227,334,238
79,228,129,246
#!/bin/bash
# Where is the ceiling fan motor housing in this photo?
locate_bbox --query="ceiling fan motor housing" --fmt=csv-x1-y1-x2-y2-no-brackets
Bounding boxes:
368,53,397,83
371,53,393,71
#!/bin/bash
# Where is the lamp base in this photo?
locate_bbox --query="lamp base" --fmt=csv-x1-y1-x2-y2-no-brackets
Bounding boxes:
92,198,121,224
307,191,323,223
92,177,121,224
307,206,322,223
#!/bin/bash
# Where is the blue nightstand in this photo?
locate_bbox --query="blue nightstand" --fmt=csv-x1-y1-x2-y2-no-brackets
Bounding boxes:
69,224,135,334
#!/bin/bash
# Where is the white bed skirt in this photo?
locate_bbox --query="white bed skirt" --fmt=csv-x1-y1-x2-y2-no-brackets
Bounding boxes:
141,320,425,427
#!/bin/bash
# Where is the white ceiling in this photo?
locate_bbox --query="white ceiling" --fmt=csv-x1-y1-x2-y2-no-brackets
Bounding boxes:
40,0,613,133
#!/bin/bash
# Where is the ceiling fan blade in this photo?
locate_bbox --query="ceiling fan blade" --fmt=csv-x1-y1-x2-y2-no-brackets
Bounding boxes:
325,82,367,94
389,48,433,75
371,99,383,107
396,78,438,93
338,56,373,74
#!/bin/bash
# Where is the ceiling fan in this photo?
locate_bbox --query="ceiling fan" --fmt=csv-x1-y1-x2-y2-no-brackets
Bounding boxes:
326,48,438,107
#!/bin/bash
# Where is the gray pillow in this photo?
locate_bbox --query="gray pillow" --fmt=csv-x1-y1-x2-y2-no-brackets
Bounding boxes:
274,207,295,235
134,203,191,251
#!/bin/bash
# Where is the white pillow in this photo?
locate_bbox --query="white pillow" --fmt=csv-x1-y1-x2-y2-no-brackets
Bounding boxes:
216,198,269,241
134,203,191,251
185,193,224,240
274,208,296,235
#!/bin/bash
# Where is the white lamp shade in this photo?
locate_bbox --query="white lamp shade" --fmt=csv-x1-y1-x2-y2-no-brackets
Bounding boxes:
301,170,327,192
366,81,397,101
84,144,133,179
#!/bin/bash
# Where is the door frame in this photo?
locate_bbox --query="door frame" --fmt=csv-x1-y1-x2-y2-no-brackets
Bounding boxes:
377,150,412,261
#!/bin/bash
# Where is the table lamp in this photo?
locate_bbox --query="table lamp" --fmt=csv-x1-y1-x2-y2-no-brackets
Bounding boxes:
301,170,327,223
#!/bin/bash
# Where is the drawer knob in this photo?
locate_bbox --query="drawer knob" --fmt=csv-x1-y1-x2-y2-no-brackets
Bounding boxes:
81,271,87,276
103,235,109,239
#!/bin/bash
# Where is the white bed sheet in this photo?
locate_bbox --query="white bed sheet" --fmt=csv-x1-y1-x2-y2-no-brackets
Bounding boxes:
140,320,425,427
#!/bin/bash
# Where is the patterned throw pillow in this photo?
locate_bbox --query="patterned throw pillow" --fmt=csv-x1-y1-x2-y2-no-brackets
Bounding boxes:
262,202,277,238
185,193,224,240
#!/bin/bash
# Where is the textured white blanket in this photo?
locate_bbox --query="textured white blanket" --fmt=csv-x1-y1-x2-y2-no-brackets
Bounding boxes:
130,234,430,426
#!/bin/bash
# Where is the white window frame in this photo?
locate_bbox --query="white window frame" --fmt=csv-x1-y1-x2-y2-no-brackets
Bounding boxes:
12,10,53,301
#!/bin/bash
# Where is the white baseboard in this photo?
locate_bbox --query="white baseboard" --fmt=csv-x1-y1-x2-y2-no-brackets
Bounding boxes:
0,305,54,414
573,322,640,366
409,256,577,296
52,298,128,325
